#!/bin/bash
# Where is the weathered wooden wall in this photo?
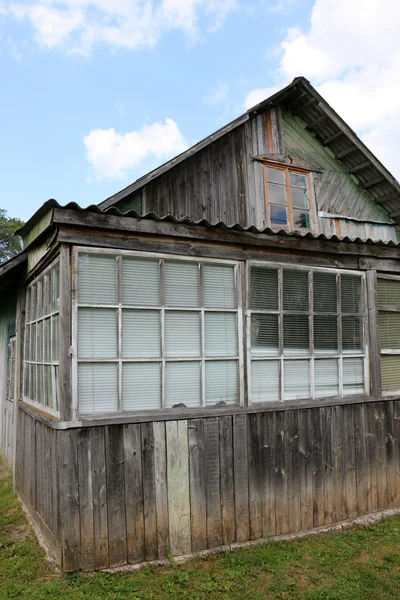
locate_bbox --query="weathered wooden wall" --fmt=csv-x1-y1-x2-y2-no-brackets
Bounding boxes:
0,292,17,463
15,400,400,572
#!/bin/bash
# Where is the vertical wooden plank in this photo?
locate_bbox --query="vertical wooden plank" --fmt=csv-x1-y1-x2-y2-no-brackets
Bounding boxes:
384,401,396,508
204,417,223,548
287,410,301,533
27,417,36,511
233,414,250,543
59,244,72,421
392,401,400,507
321,407,335,525
58,429,80,571
141,422,157,561
105,425,127,567
91,427,109,570
332,405,347,522
188,419,207,552
274,411,289,535
77,428,95,571
166,420,191,556
248,413,263,539
153,421,169,558
123,424,144,564
375,403,388,510
344,405,358,519
366,270,381,397
219,416,235,545
311,407,325,528
365,402,379,513
261,411,275,538
298,409,313,531
354,403,368,517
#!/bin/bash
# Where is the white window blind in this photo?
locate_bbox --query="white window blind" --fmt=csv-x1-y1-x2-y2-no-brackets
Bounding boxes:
377,277,400,392
249,265,366,403
76,253,240,414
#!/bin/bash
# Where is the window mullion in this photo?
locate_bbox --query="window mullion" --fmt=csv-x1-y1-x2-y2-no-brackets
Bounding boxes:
160,259,165,409
285,170,294,229
117,255,123,412
278,267,284,401
337,274,344,396
309,270,315,400
200,263,205,407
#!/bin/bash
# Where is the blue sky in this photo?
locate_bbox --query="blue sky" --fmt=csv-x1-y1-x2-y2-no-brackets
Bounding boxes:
0,0,398,221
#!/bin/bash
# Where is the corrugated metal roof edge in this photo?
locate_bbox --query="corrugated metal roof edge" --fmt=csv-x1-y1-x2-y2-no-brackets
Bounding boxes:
16,198,400,248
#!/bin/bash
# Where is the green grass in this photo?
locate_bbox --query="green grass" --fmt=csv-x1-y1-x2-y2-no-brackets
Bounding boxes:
1,456,400,600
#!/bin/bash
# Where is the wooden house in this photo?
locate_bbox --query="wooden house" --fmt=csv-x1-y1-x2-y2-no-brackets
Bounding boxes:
1,76,400,571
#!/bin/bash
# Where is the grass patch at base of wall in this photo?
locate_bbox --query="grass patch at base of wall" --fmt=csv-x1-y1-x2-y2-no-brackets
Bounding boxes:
1,455,400,599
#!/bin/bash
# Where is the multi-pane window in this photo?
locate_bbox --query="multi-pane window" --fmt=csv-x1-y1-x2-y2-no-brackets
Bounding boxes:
377,277,400,393
248,265,366,402
75,252,241,415
23,260,60,414
265,166,312,229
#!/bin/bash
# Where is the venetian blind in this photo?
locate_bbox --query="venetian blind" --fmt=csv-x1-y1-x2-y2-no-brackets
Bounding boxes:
204,264,236,308
78,254,117,304
78,363,118,414
165,312,201,358
164,261,199,307
165,361,201,407
251,360,280,403
123,363,161,410
205,361,238,405
122,310,160,358
122,258,160,306
205,313,237,357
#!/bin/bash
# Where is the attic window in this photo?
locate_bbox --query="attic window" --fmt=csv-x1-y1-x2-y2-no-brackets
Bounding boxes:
265,166,312,230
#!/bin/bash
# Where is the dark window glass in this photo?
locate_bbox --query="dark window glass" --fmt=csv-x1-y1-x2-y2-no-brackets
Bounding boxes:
268,183,286,205
293,209,311,229
270,204,288,226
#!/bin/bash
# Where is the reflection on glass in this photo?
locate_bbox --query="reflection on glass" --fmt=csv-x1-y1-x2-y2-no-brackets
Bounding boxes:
291,187,309,208
267,167,285,184
290,172,307,187
270,204,288,225
293,209,311,228
268,183,286,205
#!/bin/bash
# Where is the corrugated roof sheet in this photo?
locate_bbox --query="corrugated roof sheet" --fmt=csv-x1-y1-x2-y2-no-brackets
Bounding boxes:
17,199,400,248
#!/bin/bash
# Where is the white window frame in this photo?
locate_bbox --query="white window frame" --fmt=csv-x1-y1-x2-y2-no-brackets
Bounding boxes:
377,273,400,396
246,262,369,404
22,257,60,418
71,246,244,417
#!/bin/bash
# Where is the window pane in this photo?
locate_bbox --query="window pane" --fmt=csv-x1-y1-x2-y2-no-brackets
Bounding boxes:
78,254,117,305
30,284,36,321
342,317,363,353
205,313,237,357
314,316,338,355
341,275,362,313
251,360,280,403
24,324,30,362
204,264,236,309
52,263,60,312
165,312,201,358
78,363,118,414
291,187,309,209
343,358,364,395
30,364,36,401
123,363,161,410
290,172,307,188
44,273,52,315
251,314,279,356
283,315,309,355
30,323,36,362
44,365,52,409
205,361,238,405
122,310,160,358
270,204,288,226
164,261,199,307
52,315,59,362
315,359,339,397
52,365,59,412
283,269,309,311
165,362,201,407
293,209,311,229
78,308,118,359
379,312,400,349
284,360,310,399
122,257,160,306
268,183,286,205
37,365,43,404
36,279,43,319
251,267,279,310
267,167,285,184
37,321,43,361
314,272,337,312
44,318,51,362
381,355,400,392
377,278,400,307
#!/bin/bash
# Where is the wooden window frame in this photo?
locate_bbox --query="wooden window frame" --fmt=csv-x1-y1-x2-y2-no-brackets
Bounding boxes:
71,247,244,418
246,262,369,404
22,257,60,418
376,273,400,396
264,164,314,231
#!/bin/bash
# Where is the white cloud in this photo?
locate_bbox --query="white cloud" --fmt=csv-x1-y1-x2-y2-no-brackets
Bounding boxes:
84,117,189,180
244,86,278,110
204,83,228,106
245,0,400,179
4,0,239,55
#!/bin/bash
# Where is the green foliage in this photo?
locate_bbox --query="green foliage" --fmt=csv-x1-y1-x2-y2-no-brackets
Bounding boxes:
1,454,400,599
0,209,24,263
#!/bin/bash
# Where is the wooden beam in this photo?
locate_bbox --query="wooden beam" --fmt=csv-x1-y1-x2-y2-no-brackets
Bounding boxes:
322,130,343,145
336,146,359,159
363,176,386,189
376,192,400,204
366,270,381,397
292,97,316,116
349,161,371,174
305,115,328,131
